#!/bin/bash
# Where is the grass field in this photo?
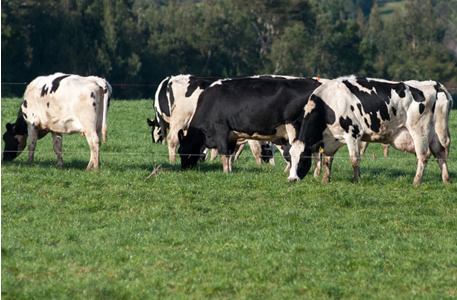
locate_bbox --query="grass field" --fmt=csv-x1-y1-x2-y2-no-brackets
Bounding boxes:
2,98,457,299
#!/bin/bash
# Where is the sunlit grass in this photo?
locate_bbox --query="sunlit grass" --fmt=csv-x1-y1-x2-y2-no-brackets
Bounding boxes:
2,98,457,299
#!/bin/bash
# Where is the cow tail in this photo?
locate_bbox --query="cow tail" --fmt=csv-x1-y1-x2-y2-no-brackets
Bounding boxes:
102,80,112,143
438,83,453,129
438,83,453,158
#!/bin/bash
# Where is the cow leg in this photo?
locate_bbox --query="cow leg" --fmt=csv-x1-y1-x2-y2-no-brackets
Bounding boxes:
84,131,100,171
27,126,39,164
382,144,389,158
220,155,232,173
429,136,450,184
52,133,64,167
411,136,429,186
210,148,218,161
322,142,343,183
167,132,179,163
360,141,369,155
313,152,322,178
247,140,262,165
322,155,334,183
347,140,361,183
234,141,246,162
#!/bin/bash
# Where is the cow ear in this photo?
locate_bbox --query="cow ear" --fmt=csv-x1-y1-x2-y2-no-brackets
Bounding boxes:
147,118,153,127
6,123,14,132
178,129,185,142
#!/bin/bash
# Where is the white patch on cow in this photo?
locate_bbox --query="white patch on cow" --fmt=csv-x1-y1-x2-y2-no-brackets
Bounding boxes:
230,125,288,142
154,76,170,121
288,140,305,182
285,123,297,142
304,100,316,115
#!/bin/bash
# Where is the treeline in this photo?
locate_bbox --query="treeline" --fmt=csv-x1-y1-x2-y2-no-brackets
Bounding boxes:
2,0,457,99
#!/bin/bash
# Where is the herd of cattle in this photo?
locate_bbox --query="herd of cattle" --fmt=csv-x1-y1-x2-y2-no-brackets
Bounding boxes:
2,73,453,185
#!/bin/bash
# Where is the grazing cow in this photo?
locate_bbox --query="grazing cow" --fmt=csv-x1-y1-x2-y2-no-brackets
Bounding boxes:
147,75,222,162
2,73,112,171
360,82,453,161
178,76,323,173
288,76,449,185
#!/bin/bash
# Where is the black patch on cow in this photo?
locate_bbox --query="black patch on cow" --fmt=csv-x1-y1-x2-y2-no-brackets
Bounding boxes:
185,76,221,98
41,86,49,97
432,101,436,114
392,106,397,116
178,127,206,169
352,124,360,139
409,86,425,102
339,116,353,134
350,105,354,111
23,100,27,108
91,92,96,99
93,102,96,107
343,79,394,133
356,103,363,115
261,144,273,163
23,113,28,120
50,75,70,94
419,103,425,114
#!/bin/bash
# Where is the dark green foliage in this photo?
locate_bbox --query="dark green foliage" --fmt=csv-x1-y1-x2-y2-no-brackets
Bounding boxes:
1,0,457,98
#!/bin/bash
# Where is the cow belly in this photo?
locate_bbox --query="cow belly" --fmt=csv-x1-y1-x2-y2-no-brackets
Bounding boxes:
230,125,288,142
37,116,84,134
389,128,415,154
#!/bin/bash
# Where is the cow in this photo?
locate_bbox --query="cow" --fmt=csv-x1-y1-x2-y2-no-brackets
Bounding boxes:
178,76,323,173
2,73,112,171
360,82,453,160
147,75,222,162
288,76,450,185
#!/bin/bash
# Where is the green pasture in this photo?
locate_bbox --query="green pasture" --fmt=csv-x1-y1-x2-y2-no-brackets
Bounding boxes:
2,98,457,299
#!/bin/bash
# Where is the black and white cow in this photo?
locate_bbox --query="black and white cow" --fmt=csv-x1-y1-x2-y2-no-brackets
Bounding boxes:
147,75,222,162
288,76,449,185
360,81,453,161
178,76,323,173
2,73,112,171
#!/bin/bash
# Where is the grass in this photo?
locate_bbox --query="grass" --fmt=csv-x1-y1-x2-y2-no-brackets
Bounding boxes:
2,98,457,299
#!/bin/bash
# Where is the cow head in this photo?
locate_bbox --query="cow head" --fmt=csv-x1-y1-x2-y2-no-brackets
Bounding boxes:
260,143,274,163
178,128,205,169
2,114,28,161
147,118,163,144
288,140,323,182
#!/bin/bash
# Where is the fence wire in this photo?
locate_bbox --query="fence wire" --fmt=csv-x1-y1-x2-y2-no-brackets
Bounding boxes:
2,149,456,162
